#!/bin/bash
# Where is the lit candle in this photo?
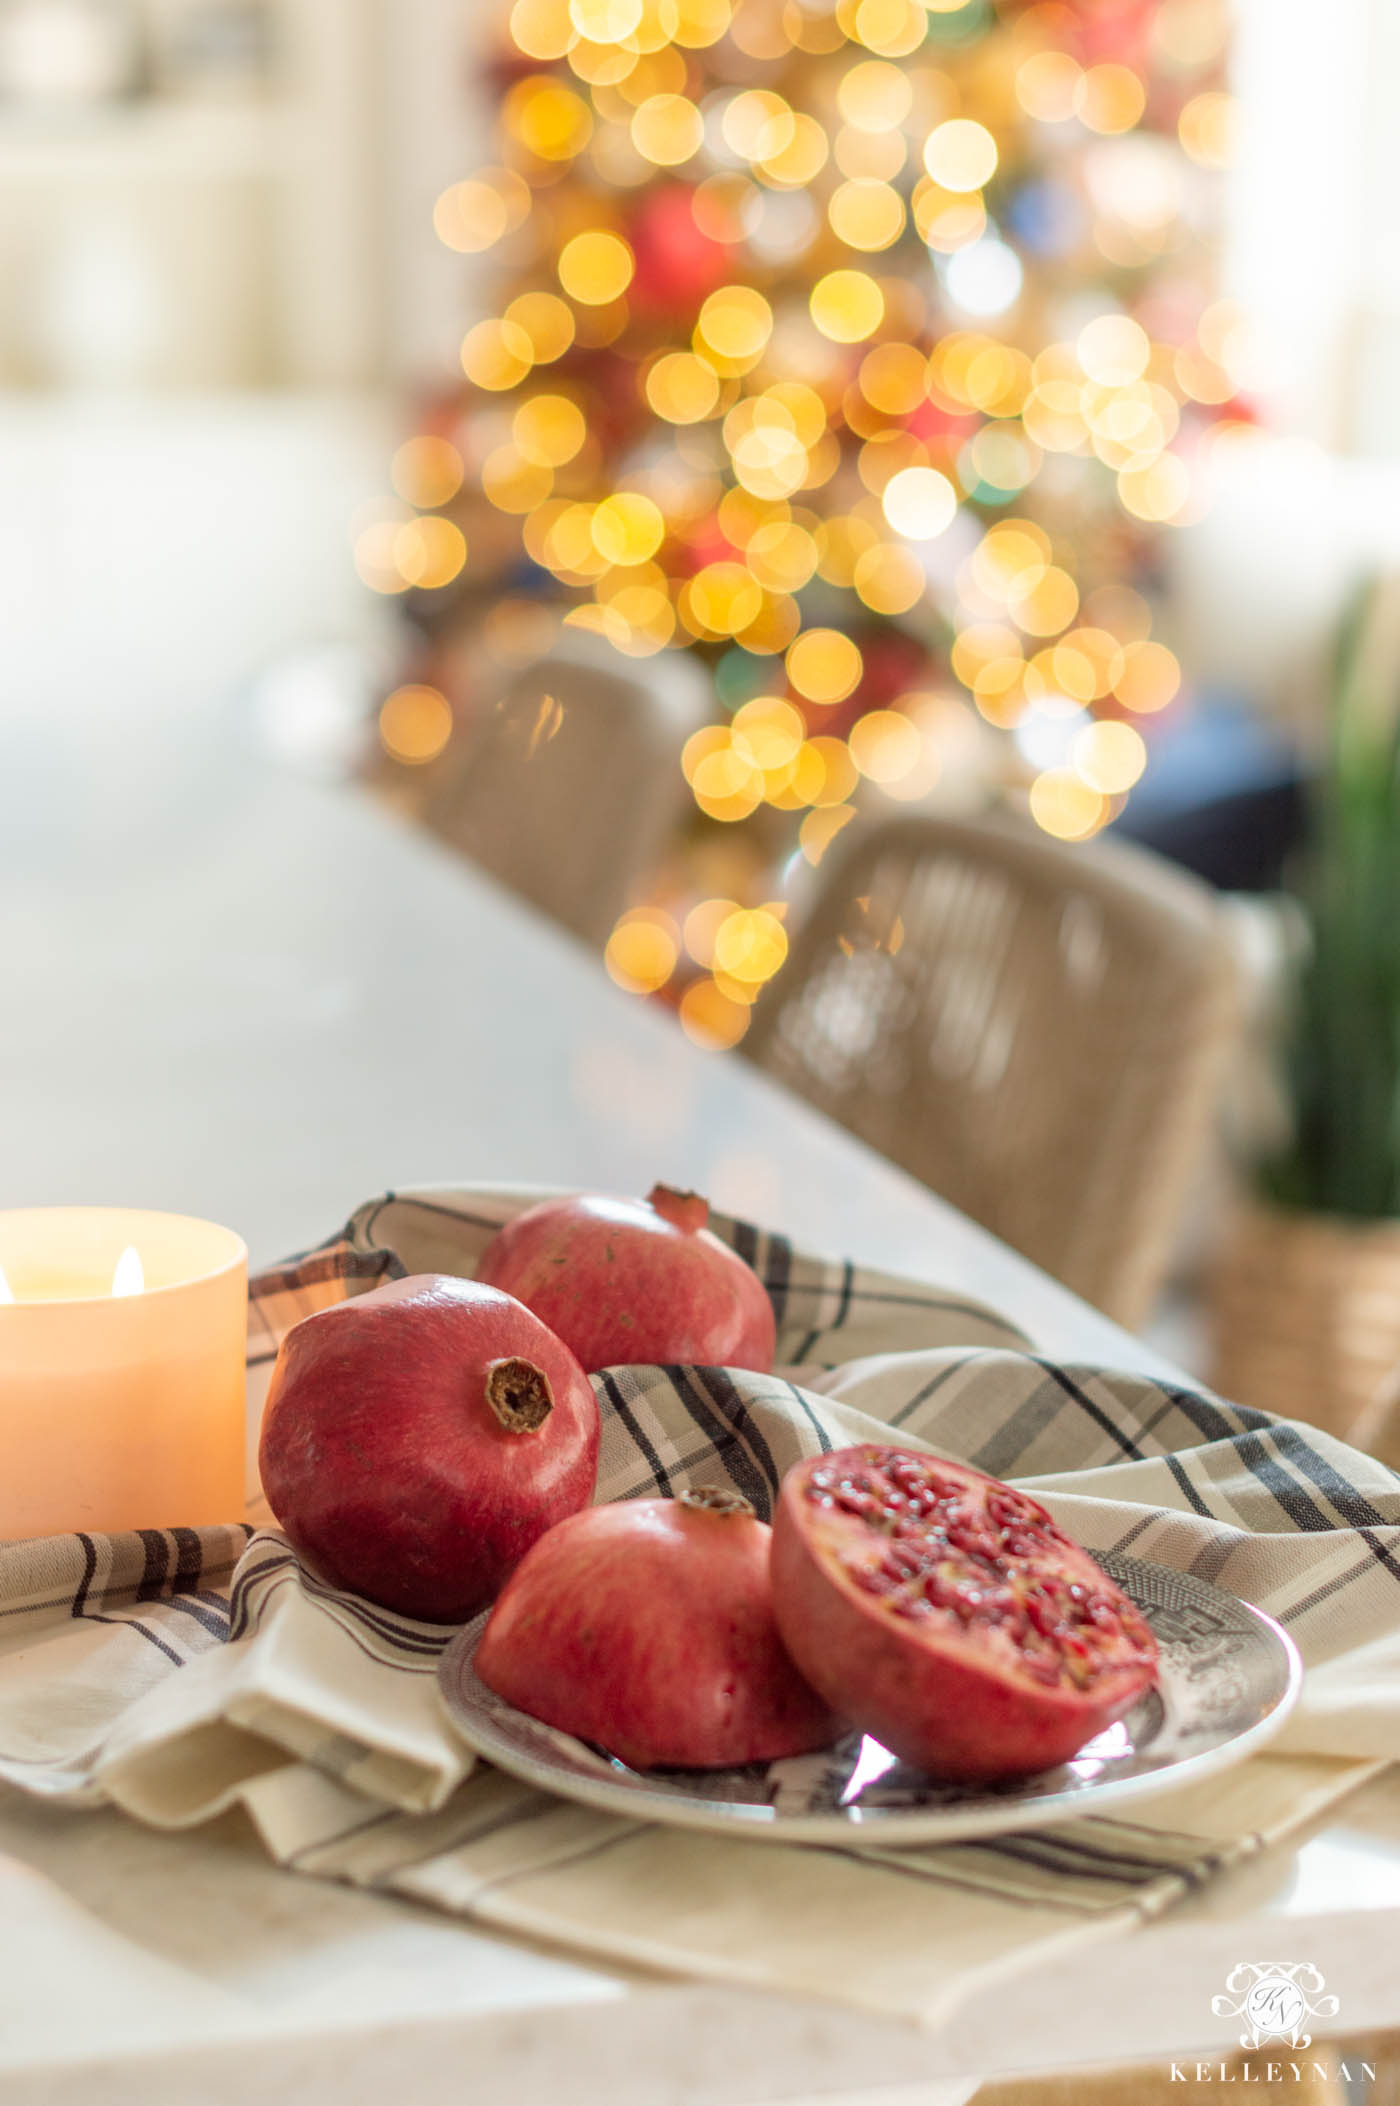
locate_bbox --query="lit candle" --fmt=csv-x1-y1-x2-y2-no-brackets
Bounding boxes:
0,1208,247,1539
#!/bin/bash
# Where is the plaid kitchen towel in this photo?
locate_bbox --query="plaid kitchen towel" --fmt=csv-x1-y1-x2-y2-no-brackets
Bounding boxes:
0,1183,1395,2030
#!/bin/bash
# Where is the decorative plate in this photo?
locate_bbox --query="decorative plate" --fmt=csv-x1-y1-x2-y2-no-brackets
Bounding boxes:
436,1554,1303,1846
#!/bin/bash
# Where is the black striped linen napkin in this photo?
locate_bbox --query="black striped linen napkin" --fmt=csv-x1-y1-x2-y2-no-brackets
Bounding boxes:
0,1185,1394,2028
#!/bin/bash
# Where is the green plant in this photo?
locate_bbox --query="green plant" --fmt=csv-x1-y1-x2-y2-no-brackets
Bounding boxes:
1263,581,1400,1217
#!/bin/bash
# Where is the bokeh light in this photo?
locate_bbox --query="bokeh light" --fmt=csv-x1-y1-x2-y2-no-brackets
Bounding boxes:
679,978,750,1048
1073,719,1148,794
882,466,956,541
461,317,534,389
923,120,998,193
1115,640,1183,713
391,436,464,508
379,685,454,764
786,628,863,703
591,491,666,563
558,229,636,303
606,909,680,992
810,269,884,342
1029,770,1108,841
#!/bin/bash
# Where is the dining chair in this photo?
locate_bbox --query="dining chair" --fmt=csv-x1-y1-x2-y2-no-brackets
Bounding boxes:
745,810,1238,1330
1348,1362,1400,1472
421,630,711,948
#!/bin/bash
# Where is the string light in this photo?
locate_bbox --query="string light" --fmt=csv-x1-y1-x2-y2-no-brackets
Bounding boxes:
370,0,1232,1029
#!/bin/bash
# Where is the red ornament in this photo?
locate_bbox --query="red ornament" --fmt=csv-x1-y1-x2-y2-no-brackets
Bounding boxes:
628,186,733,320
1064,0,1159,69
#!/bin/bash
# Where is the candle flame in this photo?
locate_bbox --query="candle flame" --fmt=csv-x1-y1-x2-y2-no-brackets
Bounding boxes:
0,1261,10,1304
111,1246,145,1298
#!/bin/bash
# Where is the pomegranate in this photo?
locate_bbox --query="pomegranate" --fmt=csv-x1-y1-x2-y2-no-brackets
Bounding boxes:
475,1185,776,1375
475,1487,839,1768
770,1446,1158,1781
258,1274,599,1623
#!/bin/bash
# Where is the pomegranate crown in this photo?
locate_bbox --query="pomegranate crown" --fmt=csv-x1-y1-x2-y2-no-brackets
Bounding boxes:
648,1183,709,1235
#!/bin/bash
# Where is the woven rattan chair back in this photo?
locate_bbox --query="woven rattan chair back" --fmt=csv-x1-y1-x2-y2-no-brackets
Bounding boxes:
747,812,1237,1328
423,632,710,948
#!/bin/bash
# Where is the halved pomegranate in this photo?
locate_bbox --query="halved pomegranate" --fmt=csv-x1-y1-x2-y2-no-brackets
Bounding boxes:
475,1486,839,1769
770,1445,1158,1781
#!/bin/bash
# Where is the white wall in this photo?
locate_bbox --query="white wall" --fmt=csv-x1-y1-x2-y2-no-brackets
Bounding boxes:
1171,0,1400,719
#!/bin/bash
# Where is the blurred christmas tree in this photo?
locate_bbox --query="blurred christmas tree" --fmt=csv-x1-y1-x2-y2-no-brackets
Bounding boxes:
363,0,1244,1046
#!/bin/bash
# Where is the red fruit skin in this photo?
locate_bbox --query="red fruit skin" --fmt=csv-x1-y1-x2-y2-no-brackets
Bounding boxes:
475,1187,776,1375
475,1492,839,1769
770,1447,1158,1782
258,1274,600,1623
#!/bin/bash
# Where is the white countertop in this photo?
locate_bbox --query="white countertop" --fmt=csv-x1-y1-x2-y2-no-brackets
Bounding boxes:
2,723,1397,2102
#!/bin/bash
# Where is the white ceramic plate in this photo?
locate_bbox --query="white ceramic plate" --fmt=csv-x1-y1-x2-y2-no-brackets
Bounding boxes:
437,1553,1303,1846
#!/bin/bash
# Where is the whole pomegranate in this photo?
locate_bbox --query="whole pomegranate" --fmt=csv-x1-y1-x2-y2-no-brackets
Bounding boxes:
771,1446,1158,1781
475,1487,839,1769
475,1185,776,1374
259,1274,599,1623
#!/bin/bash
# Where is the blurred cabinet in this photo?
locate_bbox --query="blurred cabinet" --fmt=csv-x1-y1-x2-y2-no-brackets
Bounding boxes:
0,0,385,387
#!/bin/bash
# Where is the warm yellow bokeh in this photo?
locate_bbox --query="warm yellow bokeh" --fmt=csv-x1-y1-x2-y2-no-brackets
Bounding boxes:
1008,563,1079,637
745,521,819,592
591,490,666,563
922,119,997,193
558,229,636,304
505,291,577,363
433,179,509,254
697,284,775,362
379,685,454,764
1076,64,1145,134
1028,769,1108,841
829,179,906,252
853,541,924,615
810,269,884,343
394,516,468,589
605,910,680,993
683,896,743,967
679,978,750,1049
461,317,534,390
838,58,913,131
758,111,830,186
391,436,464,509
688,561,765,635
1016,50,1080,122
631,93,705,165
713,906,788,981
482,445,553,513
1115,640,1183,713
849,708,921,784
1119,453,1192,523
799,803,857,865
510,0,573,61
1073,720,1147,794
859,341,928,415
506,77,594,160
787,627,863,703
1179,91,1237,168
646,351,722,422
570,0,642,39
1077,315,1151,387
732,696,806,770
513,394,588,467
